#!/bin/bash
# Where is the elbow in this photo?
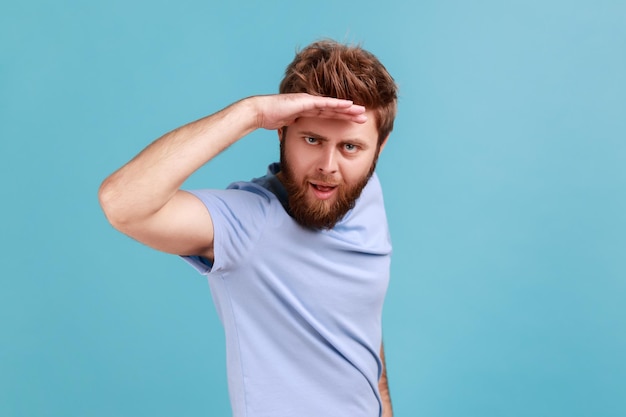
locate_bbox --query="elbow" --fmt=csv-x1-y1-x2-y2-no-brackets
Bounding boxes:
98,176,155,236
98,177,129,230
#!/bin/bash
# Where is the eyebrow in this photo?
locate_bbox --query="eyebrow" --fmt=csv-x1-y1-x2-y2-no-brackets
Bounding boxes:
298,130,370,148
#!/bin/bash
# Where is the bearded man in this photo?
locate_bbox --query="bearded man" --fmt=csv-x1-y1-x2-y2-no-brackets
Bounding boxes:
99,39,398,417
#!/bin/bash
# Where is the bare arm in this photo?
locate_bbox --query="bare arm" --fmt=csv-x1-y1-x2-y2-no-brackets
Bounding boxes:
98,94,366,261
379,342,393,417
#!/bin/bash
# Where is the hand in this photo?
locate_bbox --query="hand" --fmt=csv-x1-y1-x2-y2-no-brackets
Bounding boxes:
250,93,367,131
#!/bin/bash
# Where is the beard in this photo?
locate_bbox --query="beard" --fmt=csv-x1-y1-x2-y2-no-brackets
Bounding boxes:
279,140,377,230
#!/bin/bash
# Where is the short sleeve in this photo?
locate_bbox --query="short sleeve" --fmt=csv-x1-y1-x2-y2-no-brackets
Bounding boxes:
181,185,273,275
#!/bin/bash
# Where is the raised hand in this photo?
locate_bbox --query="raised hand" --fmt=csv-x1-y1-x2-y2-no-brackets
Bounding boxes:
250,93,368,131
99,92,370,258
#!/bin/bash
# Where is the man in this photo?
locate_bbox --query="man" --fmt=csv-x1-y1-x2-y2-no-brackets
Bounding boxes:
99,40,398,417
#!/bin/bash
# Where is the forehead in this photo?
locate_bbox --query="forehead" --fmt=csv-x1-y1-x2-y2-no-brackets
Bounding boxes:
292,110,378,144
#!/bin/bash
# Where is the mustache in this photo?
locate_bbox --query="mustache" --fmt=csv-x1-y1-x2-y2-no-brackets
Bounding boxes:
304,173,340,185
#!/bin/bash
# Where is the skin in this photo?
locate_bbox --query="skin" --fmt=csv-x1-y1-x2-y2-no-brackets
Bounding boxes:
99,93,392,415
277,109,386,229
99,94,367,260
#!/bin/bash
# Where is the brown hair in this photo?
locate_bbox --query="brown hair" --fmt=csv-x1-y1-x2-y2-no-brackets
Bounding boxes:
279,40,398,145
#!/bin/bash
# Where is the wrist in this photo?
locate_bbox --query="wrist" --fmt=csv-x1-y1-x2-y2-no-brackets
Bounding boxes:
236,96,265,131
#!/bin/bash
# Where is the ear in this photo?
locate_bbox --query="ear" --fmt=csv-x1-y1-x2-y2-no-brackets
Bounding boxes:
377,134,390,155
277,127,284,142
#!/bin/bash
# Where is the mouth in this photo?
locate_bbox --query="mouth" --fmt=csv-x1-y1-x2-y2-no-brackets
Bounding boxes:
309,182,338,200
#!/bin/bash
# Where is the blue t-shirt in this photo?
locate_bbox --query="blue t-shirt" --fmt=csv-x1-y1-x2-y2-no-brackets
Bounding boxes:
183,163,391,417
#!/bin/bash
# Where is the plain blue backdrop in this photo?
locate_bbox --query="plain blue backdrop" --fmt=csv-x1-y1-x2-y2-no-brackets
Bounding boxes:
1,1,625,416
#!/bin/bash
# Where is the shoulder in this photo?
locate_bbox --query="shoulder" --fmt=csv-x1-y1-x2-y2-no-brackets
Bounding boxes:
189,180,277,209
185,181,283,272
361,173,384,200
329,173,391,251
183,181,281,237
351,173,386,217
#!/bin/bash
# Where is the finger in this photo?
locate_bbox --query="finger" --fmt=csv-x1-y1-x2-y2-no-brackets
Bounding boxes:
324,102,366,114
304,102,365,115
306,105,367,119
337,104,366,114
298,108,368,123
303,95,365,113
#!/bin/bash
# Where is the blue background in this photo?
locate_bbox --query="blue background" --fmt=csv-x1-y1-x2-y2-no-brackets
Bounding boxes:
2,1,625,416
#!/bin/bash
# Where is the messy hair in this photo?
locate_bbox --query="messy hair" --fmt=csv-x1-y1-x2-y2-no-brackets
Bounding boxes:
279,40,398,145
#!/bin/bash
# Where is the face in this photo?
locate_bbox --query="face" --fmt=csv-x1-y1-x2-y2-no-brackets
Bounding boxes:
278,110,385,229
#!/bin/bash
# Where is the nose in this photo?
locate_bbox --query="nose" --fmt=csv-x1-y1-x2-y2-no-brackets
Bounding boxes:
317,147,338,174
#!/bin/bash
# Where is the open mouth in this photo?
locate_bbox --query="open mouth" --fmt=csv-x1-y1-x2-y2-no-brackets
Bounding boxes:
310,182,338,199
312,183,337,192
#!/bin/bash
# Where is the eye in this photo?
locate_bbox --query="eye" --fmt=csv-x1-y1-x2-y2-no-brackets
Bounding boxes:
304,136,318,145
343,143,359,153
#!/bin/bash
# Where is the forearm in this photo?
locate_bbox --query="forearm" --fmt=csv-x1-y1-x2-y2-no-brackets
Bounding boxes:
99,92,365,224
99,98,258,225
379,343,393,417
